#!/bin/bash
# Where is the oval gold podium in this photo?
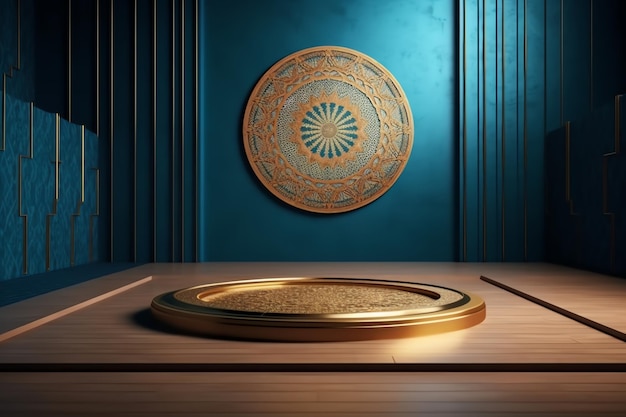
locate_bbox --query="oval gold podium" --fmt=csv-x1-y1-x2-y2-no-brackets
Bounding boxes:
151,277,486,342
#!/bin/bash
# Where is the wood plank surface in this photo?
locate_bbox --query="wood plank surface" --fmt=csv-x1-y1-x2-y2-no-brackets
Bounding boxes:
2,263,626,417
1,263,626,366
1,372,625,417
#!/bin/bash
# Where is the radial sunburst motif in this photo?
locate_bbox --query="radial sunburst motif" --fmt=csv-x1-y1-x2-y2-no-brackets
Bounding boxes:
292,91,365,169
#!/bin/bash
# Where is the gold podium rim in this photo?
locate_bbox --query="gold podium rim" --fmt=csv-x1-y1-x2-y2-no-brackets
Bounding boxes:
151,277,486,342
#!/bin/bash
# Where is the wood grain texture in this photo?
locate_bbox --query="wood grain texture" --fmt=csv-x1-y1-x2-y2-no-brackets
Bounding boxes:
1,263,626,416
1,372,626,417
1,263,626,367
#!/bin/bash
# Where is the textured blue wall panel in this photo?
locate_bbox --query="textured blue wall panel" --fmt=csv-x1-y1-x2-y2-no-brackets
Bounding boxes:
0,0,101,281
23,107,55,276
48,119,74,271
0,95,29,279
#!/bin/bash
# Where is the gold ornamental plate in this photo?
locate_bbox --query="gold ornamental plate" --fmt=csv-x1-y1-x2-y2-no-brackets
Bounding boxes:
151,277,486,342
243,46,413,213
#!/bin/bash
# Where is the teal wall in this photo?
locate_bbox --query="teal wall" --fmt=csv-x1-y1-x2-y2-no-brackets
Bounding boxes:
199,0,459,261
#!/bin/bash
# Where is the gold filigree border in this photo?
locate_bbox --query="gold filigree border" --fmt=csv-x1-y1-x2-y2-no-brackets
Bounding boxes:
243,46,413,213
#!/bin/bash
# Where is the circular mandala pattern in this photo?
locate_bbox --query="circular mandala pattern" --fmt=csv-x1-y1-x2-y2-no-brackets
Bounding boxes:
243,46,413,213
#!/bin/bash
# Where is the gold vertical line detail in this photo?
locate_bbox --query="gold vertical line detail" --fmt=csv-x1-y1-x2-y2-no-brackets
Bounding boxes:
603,95,622,272
55,118,59,207
560,0,564,125
96,0,100,136
133,0,138,262
195,0,198,262
110,0,114,261
523,0,528,261
482,0,487,262
171,0,176,262
590,0,593,112
501,0,506,261
181,0,185,262
18,102,34,274
17,0,21,69
81,126,85,201
617,95,622,155
70,126,85,266
1,0,22,151
2,75,6,151
68,0,72,122
565,120,571,202
153,0,157,262
89,168,100,262
46,114,61,271
461,0,467,261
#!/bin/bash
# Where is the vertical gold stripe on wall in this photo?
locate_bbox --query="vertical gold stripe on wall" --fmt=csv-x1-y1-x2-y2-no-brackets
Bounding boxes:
46,114,61,271
589,0,593,112
565,120,571,201
1,0,21,151
70,126,86,266
523,0,528,261
92,0,100,259
110,0,114,261
616,95,622,154
560,0,564,126
195,0,199,262
2,74,6,150
96,0,100,136
461,0,467,261
18,102,34,274
133,0,138,262
153,0,157,262
501,0,506,261
82,127,85,201
89,168,100,261
16,0,21,68
171,0,175,262
482,0,487,261
603,94,622,270
181,0,185,261
612,95,621,266
68,0,72,122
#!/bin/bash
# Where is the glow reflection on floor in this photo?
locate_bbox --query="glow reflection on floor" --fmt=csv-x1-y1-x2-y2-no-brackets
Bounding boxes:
390,330,467,360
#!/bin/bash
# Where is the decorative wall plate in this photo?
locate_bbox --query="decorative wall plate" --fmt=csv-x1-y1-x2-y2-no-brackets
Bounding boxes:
243,46,413,213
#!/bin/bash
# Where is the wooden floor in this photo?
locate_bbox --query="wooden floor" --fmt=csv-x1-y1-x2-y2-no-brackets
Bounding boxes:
1,262,626,416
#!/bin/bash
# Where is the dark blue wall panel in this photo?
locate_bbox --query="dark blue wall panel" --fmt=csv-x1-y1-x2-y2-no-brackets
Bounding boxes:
545,0,626,277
